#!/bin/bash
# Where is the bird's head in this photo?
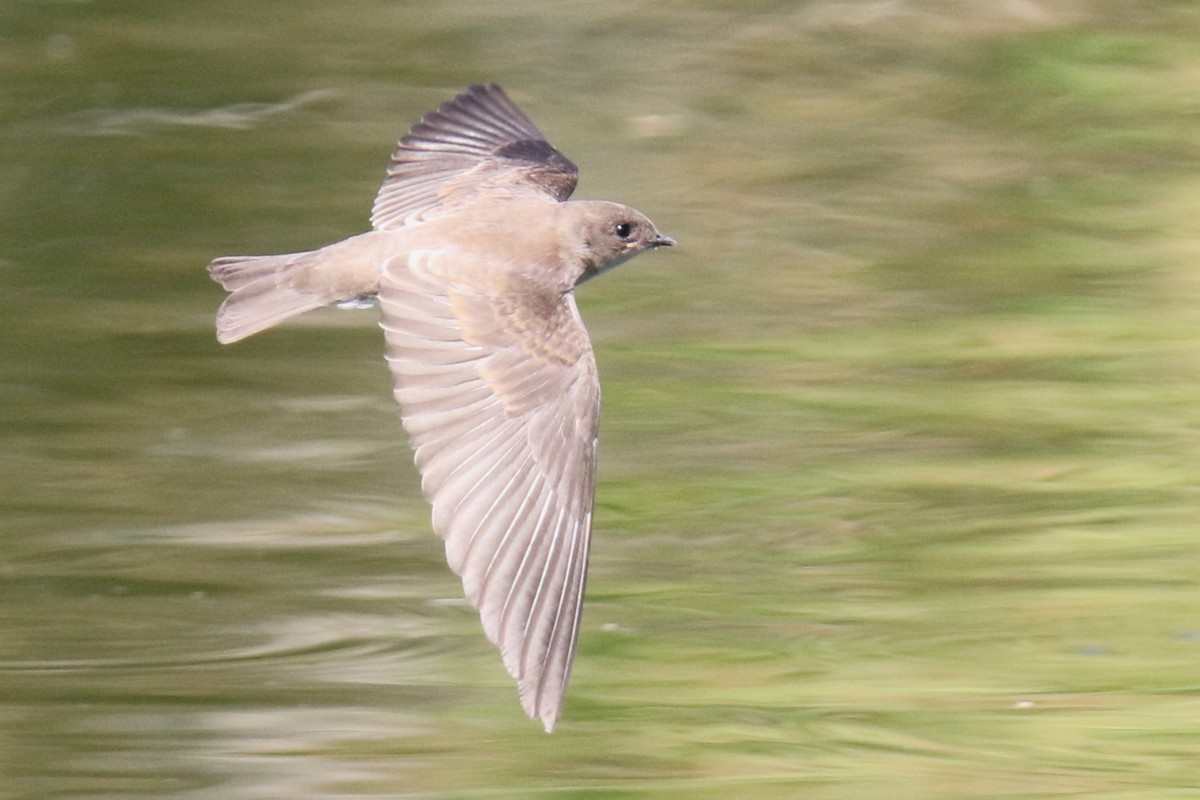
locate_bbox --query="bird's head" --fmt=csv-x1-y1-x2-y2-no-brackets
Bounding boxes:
569,201,675,284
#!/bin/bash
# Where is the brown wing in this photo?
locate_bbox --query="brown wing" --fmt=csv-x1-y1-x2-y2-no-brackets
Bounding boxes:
371,84,579,231
378,248,599,731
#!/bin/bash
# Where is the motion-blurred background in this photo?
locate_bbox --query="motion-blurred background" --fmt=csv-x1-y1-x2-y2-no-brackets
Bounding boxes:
2,2,1197,797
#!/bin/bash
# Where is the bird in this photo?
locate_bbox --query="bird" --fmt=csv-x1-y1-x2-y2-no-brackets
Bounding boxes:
207,84,674,731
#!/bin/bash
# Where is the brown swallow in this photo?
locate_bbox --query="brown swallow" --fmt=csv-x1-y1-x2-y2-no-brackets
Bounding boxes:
208,84,674,730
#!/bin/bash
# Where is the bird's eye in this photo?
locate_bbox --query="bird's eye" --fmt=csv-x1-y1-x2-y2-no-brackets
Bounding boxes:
614,222,633,240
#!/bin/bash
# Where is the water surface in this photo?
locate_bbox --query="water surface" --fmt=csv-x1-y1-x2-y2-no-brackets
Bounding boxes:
2,2,1199,798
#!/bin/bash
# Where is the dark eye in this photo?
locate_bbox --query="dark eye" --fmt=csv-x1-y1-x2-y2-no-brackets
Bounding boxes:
614,221,633,240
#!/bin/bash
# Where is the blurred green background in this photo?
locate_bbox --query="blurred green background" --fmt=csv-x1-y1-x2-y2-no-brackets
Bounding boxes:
2,1,1198,798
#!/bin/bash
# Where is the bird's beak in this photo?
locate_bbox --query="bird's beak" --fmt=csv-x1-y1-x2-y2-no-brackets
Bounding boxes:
649,234,676,248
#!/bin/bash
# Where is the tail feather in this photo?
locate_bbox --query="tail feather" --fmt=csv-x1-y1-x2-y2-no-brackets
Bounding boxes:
208,252,328,344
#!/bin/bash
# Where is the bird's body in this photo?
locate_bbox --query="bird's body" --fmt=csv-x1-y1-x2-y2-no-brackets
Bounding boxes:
208,85,672,731
212,196,652,344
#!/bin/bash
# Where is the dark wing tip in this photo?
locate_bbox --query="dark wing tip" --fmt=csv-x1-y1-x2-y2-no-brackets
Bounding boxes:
396,84,579,196
371,84,579,229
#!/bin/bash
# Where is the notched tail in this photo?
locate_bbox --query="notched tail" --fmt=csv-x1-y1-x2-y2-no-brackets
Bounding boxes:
207,252,328,344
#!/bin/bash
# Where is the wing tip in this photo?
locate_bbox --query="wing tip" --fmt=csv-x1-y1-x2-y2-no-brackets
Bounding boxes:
409,82,540,145
521,688,562,733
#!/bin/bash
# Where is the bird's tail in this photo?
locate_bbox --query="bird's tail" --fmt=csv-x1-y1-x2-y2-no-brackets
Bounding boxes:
207,251,330,344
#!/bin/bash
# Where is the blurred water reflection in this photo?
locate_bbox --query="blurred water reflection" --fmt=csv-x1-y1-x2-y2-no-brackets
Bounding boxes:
2,1,1200,798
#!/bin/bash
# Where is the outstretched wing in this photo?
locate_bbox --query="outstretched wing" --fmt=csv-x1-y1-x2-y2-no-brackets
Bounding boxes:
371,84,579,230
378,248,599,731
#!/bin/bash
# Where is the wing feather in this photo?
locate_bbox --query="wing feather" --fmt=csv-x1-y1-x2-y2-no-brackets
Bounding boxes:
379,248,599,732
371,84,578,230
